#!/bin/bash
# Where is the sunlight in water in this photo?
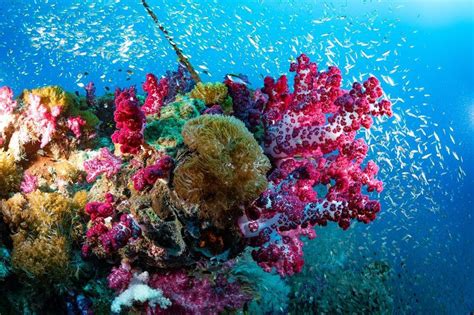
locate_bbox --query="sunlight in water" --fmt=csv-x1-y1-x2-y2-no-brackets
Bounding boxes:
469,102,474,128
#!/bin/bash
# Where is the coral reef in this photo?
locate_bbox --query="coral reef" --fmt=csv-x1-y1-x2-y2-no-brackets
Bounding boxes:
142,73,169,116
0,190,82,284
238,54,392,276
148,269,252,314
0,52,392,313
163,63,196,103
83,147,122,183
132,155,174,191
110,269,171,313
21,85,74,113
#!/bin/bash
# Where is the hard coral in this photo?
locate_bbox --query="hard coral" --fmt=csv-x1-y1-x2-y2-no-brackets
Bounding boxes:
173,115,271,228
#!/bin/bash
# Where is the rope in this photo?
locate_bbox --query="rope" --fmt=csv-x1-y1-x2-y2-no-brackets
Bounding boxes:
141,0,202,83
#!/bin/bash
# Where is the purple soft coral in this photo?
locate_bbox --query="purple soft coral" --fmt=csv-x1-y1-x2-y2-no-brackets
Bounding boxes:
83,147,122,183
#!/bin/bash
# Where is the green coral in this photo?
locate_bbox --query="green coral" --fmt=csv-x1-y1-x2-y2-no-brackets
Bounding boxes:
68,105,100,129
144,97,205,156
220,94,234,115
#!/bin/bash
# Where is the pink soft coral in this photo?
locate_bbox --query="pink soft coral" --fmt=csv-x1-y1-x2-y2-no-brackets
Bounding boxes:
148,270,252,314
111,87,146,154
83,147,122,183
142,73,169,116
26,93,61,148
132,155,174,191
239,54,392,276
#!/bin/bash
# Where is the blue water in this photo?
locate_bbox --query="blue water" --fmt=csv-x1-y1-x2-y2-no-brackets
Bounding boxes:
0,0,472,313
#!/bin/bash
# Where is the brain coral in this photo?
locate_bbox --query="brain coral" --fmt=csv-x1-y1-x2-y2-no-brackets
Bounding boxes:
173,115,271,228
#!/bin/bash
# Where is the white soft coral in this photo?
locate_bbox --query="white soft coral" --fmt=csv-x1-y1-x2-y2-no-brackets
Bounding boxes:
111,271,171,313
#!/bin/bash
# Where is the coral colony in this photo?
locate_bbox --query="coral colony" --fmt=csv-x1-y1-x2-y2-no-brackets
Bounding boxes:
0,53,391,313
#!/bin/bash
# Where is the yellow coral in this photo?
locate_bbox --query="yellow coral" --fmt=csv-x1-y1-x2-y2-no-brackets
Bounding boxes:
189,82,229,105
1,191,76,282
0,149,22,197
54,160,80,182
22,85,74,113
72,190,88,210
0,193,27,229
11,232,70,279
173,115,271,228
1,191,73,234
22,85,100,129
25,191,72,235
